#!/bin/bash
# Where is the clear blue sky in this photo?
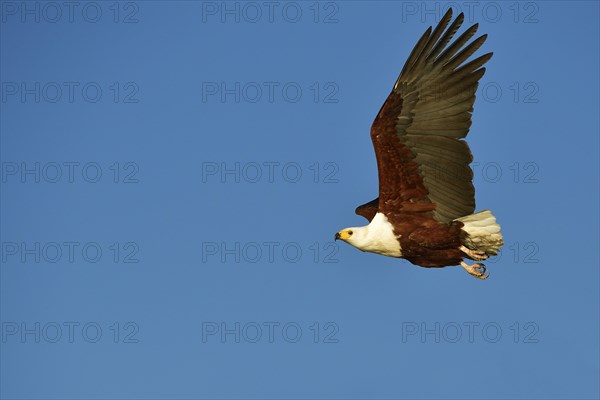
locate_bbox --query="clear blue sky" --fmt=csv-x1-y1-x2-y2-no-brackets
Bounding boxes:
1,1,599,399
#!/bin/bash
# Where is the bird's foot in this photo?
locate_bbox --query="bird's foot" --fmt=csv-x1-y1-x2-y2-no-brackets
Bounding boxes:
460,245,488,261
460,261,489,280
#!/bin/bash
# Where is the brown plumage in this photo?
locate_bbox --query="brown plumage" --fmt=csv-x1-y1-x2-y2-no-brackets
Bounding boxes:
337,9,503,279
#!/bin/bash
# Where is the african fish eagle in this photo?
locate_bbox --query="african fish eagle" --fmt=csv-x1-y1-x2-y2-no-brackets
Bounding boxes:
335,9,503,279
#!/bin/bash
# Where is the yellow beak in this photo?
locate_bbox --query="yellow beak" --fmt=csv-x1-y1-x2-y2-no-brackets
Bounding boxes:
335,230,352,241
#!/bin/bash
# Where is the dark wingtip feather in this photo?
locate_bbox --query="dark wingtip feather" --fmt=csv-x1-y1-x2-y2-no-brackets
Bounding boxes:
439,8,453,27
443,8,453,20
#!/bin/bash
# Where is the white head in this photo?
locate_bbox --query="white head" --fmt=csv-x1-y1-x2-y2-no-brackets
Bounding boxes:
334,226,370,251
334,213,403,257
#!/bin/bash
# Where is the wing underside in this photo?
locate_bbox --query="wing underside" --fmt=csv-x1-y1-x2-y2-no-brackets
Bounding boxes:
356,9,492,223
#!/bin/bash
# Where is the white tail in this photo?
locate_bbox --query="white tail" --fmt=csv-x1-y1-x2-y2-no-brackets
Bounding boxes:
455,210,503,256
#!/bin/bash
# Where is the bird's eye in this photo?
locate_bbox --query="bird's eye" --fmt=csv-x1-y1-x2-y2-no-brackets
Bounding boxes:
348,230,353,235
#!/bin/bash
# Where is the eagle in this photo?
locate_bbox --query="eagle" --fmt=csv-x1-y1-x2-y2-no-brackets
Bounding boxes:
335,9,503,280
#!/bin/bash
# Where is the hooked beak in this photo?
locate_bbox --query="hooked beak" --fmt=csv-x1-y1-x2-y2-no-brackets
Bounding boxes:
334,232,341,241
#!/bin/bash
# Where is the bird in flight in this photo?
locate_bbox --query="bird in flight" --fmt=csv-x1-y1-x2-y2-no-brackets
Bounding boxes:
335,9,503,279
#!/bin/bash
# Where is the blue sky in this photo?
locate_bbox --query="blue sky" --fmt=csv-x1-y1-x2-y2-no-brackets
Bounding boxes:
1,1,599,399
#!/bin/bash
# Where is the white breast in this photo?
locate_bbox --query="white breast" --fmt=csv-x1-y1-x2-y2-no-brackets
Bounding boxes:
358,213,403,257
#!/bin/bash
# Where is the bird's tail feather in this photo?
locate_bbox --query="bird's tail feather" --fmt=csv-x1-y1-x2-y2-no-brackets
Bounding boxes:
455,210,503,256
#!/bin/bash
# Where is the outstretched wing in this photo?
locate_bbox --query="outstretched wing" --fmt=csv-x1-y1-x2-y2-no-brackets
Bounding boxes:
356,9,492,223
